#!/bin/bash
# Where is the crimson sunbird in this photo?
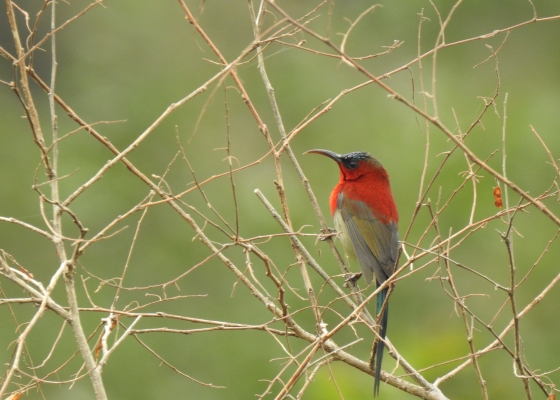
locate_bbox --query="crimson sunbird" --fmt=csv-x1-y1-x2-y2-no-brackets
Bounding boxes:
307,149,399,396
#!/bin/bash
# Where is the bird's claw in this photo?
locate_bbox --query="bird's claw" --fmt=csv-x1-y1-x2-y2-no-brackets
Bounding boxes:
318,228,337,241
344,273,362,287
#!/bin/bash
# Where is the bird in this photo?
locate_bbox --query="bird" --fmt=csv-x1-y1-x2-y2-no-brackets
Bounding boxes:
306,149,399,396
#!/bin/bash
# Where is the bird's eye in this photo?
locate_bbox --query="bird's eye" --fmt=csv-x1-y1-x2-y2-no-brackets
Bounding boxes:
347,160,358,169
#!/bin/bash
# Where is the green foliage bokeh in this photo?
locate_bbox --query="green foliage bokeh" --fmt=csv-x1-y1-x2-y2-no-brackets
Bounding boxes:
2,1,560,399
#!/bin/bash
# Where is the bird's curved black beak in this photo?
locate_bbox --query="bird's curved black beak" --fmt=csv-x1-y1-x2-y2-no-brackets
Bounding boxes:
304,149,342,163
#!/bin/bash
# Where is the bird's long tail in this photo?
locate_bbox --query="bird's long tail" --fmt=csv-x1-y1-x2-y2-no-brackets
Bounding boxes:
373,286,389,397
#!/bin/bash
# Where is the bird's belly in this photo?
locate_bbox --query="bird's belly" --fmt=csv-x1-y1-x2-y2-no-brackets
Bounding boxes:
333,210,357,261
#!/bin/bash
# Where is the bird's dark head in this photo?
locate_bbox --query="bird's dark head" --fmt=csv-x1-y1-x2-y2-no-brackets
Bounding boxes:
306,149,386,181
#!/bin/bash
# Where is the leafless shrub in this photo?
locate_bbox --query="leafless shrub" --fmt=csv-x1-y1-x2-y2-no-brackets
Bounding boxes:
1,1,559,399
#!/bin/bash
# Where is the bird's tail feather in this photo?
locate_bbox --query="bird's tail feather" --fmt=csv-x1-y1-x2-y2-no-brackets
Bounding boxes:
373,287,389,397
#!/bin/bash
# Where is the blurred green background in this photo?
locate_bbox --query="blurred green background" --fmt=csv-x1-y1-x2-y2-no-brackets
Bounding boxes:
2,0,560,399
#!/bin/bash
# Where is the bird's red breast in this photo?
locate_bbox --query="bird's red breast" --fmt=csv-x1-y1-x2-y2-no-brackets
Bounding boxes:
330,159,398,226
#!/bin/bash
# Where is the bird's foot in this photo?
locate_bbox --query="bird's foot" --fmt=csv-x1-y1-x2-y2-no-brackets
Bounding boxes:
344,273,362,287
318,228,337,241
